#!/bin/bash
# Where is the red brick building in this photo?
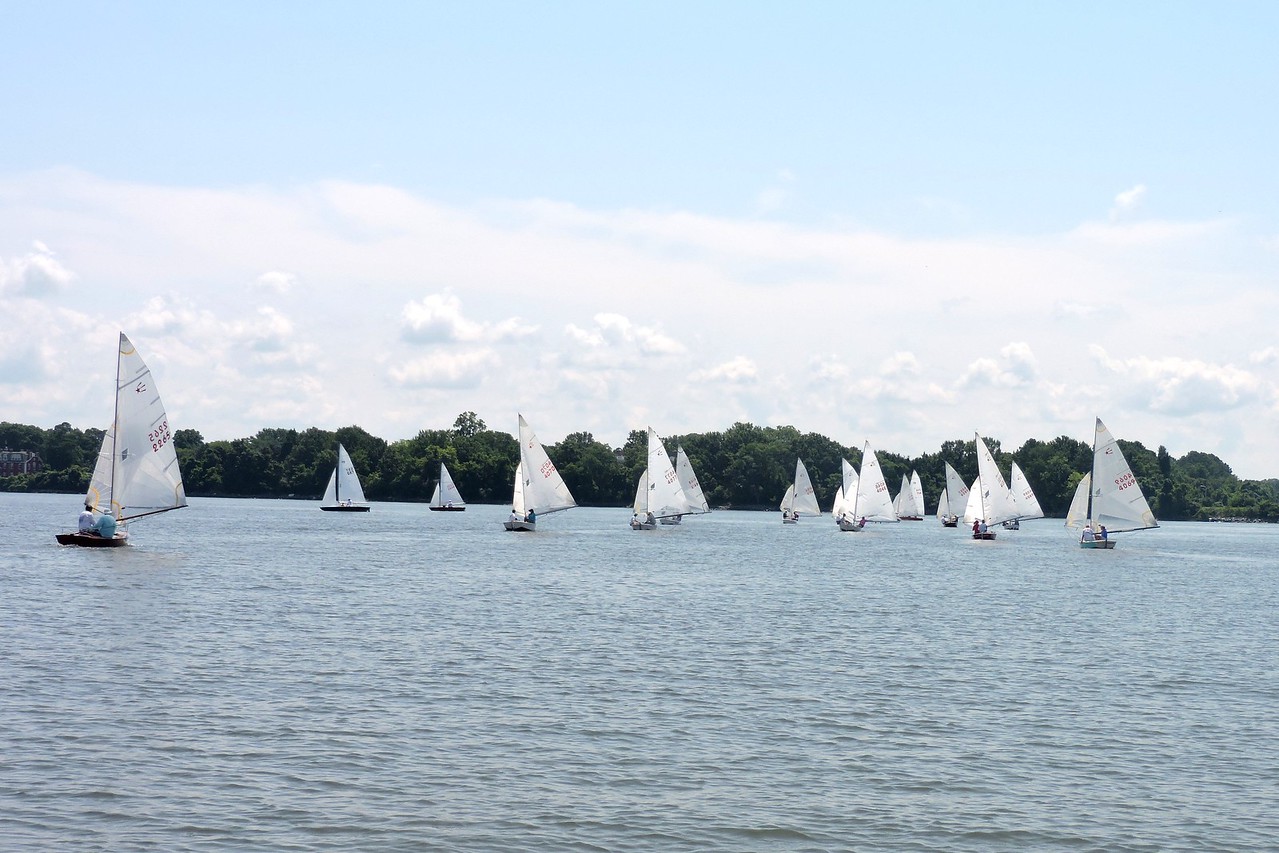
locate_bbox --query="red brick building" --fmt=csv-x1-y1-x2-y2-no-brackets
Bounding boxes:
0,449,42,476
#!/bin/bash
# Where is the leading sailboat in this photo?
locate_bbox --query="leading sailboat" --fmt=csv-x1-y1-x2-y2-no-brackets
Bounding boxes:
1065,417,1158,549
320,443,369,511
505,414,576,532
56,332,187,547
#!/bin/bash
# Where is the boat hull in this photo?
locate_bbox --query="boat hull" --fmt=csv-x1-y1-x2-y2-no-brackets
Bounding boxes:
56,531,128,547
942,520,958,528
504,520,535,532
1080,539,1116,549
972,532,997,540
837,519,865,532
321,505,370,512
428,506,466,512
658,516,682,525
899,516,923,521
1002,520,1020,530
630,520,657,530
782,517,798,525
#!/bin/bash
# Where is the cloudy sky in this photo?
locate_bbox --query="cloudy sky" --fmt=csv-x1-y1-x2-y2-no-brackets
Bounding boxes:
3,3,1277,477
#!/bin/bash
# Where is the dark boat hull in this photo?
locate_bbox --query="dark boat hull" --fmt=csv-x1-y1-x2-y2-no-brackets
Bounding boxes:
55,532,128,547
321,505,370,512
972,532,997,540
428,506,466,512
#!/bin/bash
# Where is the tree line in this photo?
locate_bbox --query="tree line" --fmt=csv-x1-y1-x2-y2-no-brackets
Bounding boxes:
3,413,1277,521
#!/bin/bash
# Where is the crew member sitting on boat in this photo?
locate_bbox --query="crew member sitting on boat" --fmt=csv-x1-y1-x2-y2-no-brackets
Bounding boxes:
1082,525,1095,542
78,504,96,533
978,519,988,534
645,511,655,525
1098,526,1107,541
508,508,520,524
972,519,980,535
525,508,537,523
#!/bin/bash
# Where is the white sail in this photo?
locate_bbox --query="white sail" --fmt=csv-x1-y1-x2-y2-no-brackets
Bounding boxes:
644,428,693,519
321,443,367,507
936,487,950,522
780,483,796,513
1087,418,1159,533
831,485,847,519
674,445,710,514
1009,462,1044,520
91,333,187,522
895,471,924,518
974,434,1019,526
430,462,466,508
943,462,969,519
632,469,650,513
962,477,982,524
510,461,526,517
790,458,821,516
1064,473,1092,529
517,414,576,515
909,471,926,518
854,443,898,522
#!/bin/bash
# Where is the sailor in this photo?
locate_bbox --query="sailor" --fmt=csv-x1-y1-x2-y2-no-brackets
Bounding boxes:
78,504,96,533
1082,525,1095,542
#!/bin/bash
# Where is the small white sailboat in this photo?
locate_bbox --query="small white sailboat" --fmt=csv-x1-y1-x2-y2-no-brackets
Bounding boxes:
780,457,821,523
893,470,926,520
504,414,576,532
631,427,693,530
662,444,710,525
834,458,859,530
320,443,370,511
428,462,466,511
1002,462,1044,529
1066,417,1158,549
938,462,968,527
57,332,188,546
840,442,898,531
965,434,1019,540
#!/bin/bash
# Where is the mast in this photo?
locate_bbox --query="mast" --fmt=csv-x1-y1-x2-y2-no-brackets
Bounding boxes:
334,445,341,503
851,441,865,520
110,333,123,518
1086,419,1098,526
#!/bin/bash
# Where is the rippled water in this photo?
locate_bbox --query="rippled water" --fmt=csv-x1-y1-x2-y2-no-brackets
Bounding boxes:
3,492,1277,851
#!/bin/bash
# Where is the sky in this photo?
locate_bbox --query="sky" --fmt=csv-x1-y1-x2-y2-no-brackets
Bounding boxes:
2,2,1278,478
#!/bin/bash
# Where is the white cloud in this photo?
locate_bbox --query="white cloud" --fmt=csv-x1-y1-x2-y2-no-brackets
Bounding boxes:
1110,184,1147,221
254,270,298,294
0,242,76,296
1090,345,1264,415
959,342,1039,389
690,356,757,384
401,292,535,344
388,348,500,389
564,313,685,363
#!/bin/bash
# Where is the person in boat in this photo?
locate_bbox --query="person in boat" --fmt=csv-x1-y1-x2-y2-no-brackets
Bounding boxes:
859,516,866,528
1098,525,1108,541
645,511,655,525
78,504,96,533
525,508,537,523
978,519,988,534
972,518,980,535
93,514,118,537
1082,525,1095,542
508,508,520,524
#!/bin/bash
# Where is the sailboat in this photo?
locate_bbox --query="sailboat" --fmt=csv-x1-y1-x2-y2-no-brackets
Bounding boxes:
631,427,693,530
893,471,925,520
662,444,711,525
780,458,821,523
833,458,858,530
937,462,968,527
504,414,577,532
839,442,898,531
1002,462,1045,529
1065,417,1158,549
428,462,466,511
319,443,370,511
56,332,188,547
964,434,1019,540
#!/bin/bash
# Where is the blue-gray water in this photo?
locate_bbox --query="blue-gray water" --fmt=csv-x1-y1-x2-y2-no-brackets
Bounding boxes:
2,492,1277,851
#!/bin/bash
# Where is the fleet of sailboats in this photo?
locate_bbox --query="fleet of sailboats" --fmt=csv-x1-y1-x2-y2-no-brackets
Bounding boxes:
1065,418,1159,549
56,333,187,547
53,365,1162,549
320,443,370,511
